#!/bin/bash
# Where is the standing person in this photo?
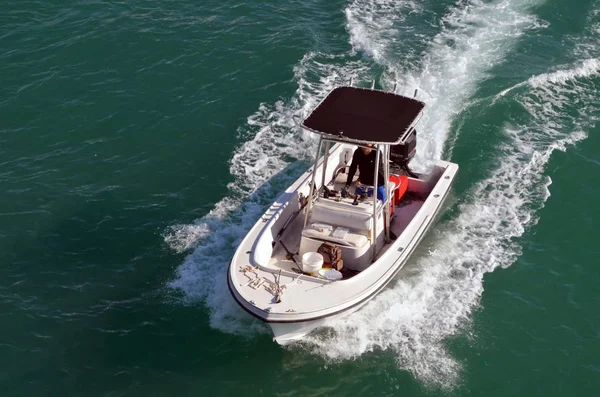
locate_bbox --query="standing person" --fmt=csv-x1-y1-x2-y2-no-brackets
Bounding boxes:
344,143,386,201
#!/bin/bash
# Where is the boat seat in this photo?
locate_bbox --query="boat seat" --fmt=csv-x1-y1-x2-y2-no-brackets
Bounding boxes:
332,168,357,187
301,223,369,248
310,197,381,231
299,223,373,271
303,194,387,271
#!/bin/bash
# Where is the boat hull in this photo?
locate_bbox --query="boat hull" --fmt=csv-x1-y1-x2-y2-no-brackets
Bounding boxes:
268,301,370,345
227,143,458,345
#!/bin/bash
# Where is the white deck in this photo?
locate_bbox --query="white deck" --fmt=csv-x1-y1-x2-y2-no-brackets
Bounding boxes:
269,195,425,277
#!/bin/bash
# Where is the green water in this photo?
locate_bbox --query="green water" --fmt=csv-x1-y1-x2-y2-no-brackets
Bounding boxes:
1,0,599,395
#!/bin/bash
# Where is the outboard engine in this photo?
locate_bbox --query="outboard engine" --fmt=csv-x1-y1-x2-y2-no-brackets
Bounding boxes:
390,128,418,177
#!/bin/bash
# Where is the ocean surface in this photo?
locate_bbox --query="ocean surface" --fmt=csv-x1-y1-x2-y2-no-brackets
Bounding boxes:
1,0,599,395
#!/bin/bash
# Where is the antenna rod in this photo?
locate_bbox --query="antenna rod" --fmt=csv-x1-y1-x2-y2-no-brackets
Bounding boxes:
392,83,397,93
371,80,376,89
414,89,418,98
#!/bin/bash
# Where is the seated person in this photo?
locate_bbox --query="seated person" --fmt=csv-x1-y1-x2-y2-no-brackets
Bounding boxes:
344,143,386,202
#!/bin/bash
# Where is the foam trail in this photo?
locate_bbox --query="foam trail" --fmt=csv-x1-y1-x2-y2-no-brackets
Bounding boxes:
345,0,423,63
529,58,600,86
495,58,600,99
346,0,548,169
574,1,600,58
402,0,547,169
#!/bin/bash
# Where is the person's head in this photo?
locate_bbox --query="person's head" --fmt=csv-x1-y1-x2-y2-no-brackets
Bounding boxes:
361,143,374,155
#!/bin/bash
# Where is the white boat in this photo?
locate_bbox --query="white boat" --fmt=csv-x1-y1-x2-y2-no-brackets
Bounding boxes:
227,85,458,345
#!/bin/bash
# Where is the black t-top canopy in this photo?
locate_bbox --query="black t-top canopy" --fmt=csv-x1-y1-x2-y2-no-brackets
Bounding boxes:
302,86,425,144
